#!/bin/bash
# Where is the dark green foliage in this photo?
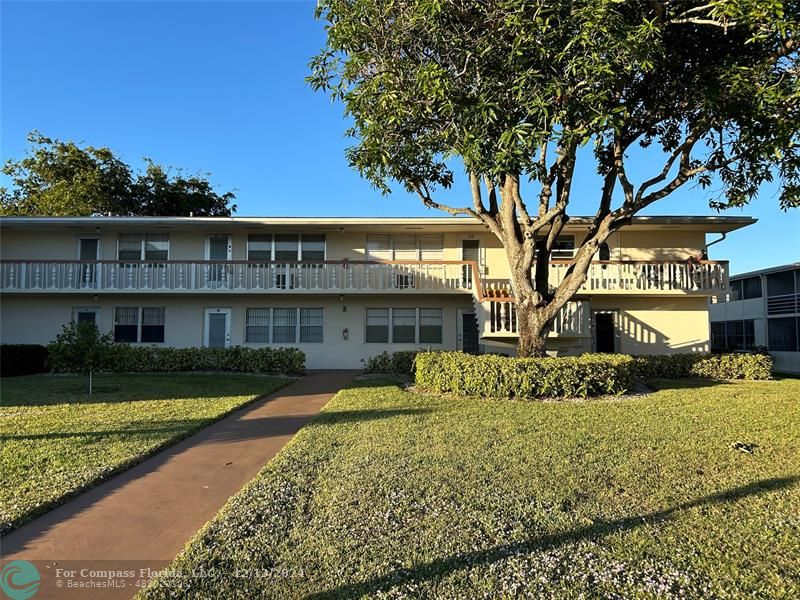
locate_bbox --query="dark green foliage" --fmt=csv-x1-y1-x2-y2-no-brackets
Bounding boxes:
634,353,773,380
415,352,636,399
690,353,773,380
48,344,305,376
1,131,236,216
0,344,48,377
47,321,114,375
362,350,420,374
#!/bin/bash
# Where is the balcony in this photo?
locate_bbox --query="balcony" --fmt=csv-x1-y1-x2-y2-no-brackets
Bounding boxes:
0,258,729,296
479,299,589,338
0,260,473,294
481,260,729,297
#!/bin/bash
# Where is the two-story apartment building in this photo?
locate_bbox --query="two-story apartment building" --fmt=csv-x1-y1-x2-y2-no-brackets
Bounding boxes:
0,215,753,369
709,263,800,374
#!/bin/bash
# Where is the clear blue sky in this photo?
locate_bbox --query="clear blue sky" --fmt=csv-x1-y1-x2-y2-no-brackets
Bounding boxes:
2,1,798,274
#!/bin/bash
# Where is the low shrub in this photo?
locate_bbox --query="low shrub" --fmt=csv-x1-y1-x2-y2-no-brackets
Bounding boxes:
0,344,49,377
49,345,305,376
690,353,773,380
415,351,636,399
362,350,420,375
634,352,772,381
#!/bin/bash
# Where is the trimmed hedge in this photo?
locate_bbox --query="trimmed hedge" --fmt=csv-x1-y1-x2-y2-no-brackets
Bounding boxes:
415,352,636,399
48,345,305,376
634,352,772,381
362,350,420,375
0,345,49,377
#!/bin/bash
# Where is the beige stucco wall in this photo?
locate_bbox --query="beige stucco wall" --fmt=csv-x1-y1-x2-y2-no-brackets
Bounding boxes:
0,294,475,369
0,293,710,367
2,226,706,266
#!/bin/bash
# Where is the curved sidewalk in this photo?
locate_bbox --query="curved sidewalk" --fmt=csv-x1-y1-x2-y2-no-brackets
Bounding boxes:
1,370,357,599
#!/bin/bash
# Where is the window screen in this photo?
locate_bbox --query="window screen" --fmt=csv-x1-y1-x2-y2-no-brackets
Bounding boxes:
366,235,392,260
141,307,165,343
118,234,142,260
768,317,798,351
742,276,762,300
248,235,272,261
299,308,324,343
419,308,443,343
301,235,325,261
272,308,297,343
392,308,416,343
246,308,270,343
114,307,139,342
365,308,389,343
419,235,444,260
274,235,299,261
392,235,418,260
144,235,169,260
550,236,575,259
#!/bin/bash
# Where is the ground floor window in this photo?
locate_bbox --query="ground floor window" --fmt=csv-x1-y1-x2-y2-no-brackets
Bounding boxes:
365,307,443,344
710,319,756,352
768,317,799,352
245,307,324,344
72,307,100,326
114,307,165,343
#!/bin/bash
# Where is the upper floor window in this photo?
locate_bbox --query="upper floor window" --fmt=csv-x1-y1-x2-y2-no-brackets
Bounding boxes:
118,234,169,261
535,235,574,260
365,234,444,261
247,235,272,261
301,235,326,261
250,234,325,262
729,276,762,301
767,270,797,298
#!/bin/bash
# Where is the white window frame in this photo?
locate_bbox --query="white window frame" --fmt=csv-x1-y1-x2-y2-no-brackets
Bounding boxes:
245,307,271,344
72,306,101,325
112,306,166,344
116,233,171,261
363,307,444,344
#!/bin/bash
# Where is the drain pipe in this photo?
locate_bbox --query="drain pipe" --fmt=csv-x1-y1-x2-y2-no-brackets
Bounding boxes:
704,232,727,258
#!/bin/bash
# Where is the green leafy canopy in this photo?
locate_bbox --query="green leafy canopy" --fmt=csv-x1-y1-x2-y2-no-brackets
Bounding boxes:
309,0,799,210
1,132,237,216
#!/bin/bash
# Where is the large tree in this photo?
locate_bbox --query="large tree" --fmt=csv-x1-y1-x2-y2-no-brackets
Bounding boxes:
310,0,799,356
1,132,236,216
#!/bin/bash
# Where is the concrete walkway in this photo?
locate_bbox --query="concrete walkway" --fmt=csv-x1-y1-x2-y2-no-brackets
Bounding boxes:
1,370,357,599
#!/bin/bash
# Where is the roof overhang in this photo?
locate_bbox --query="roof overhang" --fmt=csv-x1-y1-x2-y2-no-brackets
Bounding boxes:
0,215,757,234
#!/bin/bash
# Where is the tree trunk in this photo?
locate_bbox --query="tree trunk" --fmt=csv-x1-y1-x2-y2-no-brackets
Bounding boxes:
515,300,551,358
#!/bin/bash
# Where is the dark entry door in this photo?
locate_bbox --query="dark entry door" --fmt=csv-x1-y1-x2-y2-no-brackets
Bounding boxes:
594,312,616,353
461,312,479,354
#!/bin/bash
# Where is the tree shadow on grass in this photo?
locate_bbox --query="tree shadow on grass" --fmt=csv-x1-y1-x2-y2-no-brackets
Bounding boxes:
1,408,431,443
306,475,799,599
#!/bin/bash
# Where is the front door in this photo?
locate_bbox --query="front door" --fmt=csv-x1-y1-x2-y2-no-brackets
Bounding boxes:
78,238,99,287
461,240,480,288
458,309,480,354
205,235,232,287
594,312,617,353
204,308,231,348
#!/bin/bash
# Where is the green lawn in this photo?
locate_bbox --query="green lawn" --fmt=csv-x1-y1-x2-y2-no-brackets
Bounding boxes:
142,377,800,599
0,373,289,534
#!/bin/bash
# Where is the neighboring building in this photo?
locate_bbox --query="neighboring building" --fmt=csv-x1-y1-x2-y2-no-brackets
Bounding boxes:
0,215,753,369
709,263,800,374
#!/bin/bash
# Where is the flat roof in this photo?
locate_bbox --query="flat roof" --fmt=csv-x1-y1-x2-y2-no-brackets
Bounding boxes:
0,215,757,233
731,262,800,280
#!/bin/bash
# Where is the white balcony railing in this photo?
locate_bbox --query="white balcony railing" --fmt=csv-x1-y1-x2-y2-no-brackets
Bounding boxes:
0,260,473,293
0,259,728,296
479,299,590,338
